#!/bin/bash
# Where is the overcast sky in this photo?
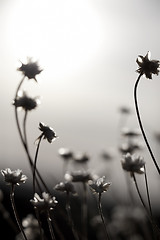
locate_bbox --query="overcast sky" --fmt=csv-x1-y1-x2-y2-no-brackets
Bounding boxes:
1,0,160,198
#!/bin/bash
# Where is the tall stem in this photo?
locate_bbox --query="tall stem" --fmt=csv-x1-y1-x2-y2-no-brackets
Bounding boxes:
10,185,28,240
98,193,110,240
33,135,43,194
35,209,44,240
82,182,87,240
47,211,56,240
134,74,160,175
144,165,153,217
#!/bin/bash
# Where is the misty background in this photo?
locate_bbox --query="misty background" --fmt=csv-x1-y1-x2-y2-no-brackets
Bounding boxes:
1,0,160,205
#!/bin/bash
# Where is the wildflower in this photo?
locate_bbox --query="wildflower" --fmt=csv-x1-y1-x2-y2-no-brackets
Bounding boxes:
121,127,141,138
119,141,142,154
1,168,27,186
121,153,145,175
18,58,42,81
136,51,159,79
58,148,73,160
65,170,94,183
54,181,76,195
38,122,57,143
30,192,58,212
89,176,111,194
73,152,90,163
13,91,39,111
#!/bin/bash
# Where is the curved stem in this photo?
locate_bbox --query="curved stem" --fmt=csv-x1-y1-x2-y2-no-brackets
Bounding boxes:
47,211,56,240
10,185,28,240
33,135,43,194
134,74,160,175
98,193,110,240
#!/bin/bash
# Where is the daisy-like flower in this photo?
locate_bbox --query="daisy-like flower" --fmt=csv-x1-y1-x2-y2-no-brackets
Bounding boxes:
121,153,145,175
136,51,159,79
38,122,57,143
18,58,42,81
58,148,73,160
54,181,76,195
1,168,27,186
65,170,94,183
89,176,111,194
30,192,58,212
13,91,40,111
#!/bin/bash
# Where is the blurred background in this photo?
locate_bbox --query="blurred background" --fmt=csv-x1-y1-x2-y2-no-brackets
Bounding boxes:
1,0,160,209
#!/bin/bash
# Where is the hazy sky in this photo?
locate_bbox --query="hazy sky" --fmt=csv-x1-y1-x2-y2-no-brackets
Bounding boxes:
1,0,160,195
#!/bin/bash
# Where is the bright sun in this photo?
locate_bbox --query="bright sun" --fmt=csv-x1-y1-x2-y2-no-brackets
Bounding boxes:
8,0,105,78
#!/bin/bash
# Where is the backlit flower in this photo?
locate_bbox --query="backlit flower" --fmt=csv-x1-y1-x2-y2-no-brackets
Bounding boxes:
13,92,40,111
54,181,76,195
136,51,159,79
30,192,58,212
18,58,42,81
38,122,57,143
121,153,145,175
89,176,111,194
1,168,27,186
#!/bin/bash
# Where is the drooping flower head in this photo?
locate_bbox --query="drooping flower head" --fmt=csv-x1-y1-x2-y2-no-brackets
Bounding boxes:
13,91,40,111
54,181,76,195
121,153,145,176
18,58,42,81
1,168,27,186
38,122,57,143
89,176,111,194
136,51,159,79
30,192,58,212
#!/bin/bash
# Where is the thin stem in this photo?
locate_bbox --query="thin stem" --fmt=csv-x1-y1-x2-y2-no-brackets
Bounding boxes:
134,74,160,175
66,192,79,240
144,165,153,218
47,210,56,240
35,209,44,240
10,185,28,240
33,135,43,194
132,173,160,238
82,182,87,240
98,193,110,240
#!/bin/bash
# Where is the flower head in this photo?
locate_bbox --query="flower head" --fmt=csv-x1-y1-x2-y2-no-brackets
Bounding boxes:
65,170,94,183
121,153,145,175
136,51,159,79
73,152,90,163
119,141,142,155
121,128,141,138
58,148,73,160
1,168,27,186
54,181,76,195
18,58,42,81
30,192,58,212
89,176,111,194
38,122,57,143
13,91,40,111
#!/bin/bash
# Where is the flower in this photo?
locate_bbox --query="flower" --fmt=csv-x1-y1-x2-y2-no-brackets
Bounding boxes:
58,148,73,160
119,106,131,115
121,153,145,175
54,181,76,195
65,170,94,183
89,176,111,194
30,192,58,212
1,168,27,186
136,51,159,79
38,122,57,143
119,141,142,155
121,127,141,138
13,91,40,111
18,58,42,81
73,152,90,163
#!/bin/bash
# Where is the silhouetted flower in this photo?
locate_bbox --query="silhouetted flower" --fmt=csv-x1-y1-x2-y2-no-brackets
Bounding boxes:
18,58,42,81
1,168,27,186
136,51,159,79
58,148,73,160
121,153,145,175
89,176,111,194
38,122,57,143
54,181,76,195
13,92,39,111
30,192,58,212
65,170,94,183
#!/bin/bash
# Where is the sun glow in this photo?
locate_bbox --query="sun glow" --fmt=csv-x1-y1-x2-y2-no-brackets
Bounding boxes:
8,0,105,78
